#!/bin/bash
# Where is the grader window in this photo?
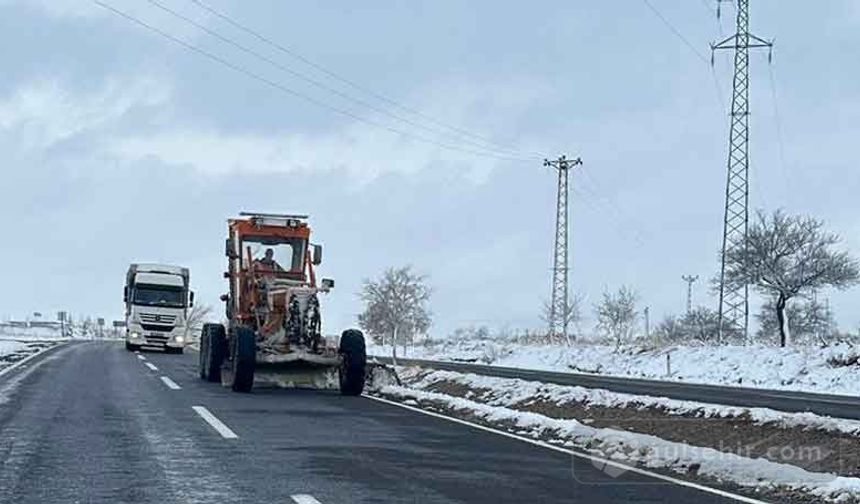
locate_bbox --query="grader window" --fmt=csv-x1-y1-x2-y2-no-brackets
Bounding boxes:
245,237,306,273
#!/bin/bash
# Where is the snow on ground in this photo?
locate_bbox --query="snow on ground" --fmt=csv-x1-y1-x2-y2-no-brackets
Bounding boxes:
399,367,860,436
368,339,860,396
0,327,67,342
378,381,860,502
0,340,29,360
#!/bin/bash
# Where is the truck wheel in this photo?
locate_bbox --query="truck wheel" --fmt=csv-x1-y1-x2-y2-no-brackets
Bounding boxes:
125,341,139,352
198,328,209,378
202,324,226,382
338,329,366,396
230,326,256,393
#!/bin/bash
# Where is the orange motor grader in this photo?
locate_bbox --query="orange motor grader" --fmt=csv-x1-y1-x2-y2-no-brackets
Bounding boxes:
198,212,366,395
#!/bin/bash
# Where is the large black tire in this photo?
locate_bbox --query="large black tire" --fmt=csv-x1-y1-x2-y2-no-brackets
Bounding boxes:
198,327,210,378
338,329,367,396
200,323,226,382
230,326,256,393
125,341,139,352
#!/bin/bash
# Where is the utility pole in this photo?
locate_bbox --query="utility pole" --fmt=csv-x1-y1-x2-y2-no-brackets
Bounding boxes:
544,155,583,343
711,0,772,342
644,307,651,340
682,275,699,314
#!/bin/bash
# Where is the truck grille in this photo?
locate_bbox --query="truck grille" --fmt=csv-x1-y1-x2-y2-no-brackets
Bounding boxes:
140,313,177,325
141,323,172,332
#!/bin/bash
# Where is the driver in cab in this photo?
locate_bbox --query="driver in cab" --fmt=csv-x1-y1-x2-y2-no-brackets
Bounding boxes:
254,248,285,276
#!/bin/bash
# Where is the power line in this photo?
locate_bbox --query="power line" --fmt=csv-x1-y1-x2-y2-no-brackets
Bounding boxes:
186,0,543,160
767,63,791,200
145,0,537,161
93,1,534,162
642,0,709,63
640,0,728,115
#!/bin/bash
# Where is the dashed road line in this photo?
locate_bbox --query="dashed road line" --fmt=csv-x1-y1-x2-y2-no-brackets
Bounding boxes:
144,362,158,371
291,495,323,504
160,376,181,390
192,406,238,439
136,354,146,361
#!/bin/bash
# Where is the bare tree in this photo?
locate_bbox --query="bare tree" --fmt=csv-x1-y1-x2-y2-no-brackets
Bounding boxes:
654,307,722,345
724,210,859,347
358,266,432,363
595,286,639,348
185,304,214,342
539,293,583,345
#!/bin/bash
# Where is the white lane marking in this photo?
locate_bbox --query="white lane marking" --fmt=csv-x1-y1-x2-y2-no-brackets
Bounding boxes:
363,395,769,504
0,342,66,380
144,362,159,371
291,495,323,504
160,376,181,390
192,406,238,439
136,354,146,360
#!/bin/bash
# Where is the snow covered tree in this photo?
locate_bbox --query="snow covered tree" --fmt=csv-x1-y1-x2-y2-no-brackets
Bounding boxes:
723,210,859,347
540,293,583,345
653,307,722,345
595,286,639,348
78,317,95,339
756,297,835,345
358,266,432,362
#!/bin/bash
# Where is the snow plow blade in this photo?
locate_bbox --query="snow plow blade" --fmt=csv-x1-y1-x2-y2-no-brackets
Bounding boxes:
252,351,341,389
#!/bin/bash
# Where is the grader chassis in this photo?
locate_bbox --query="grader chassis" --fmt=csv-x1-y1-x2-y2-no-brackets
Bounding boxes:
198,213,366,395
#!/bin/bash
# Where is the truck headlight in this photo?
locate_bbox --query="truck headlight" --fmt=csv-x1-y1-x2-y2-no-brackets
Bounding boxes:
175,335,184,344
130,331,141,339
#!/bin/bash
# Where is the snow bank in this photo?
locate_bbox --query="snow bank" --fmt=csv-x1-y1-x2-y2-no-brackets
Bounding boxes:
0,340,28,359
369,340,860,396
402,368,860,436
379,383,860,502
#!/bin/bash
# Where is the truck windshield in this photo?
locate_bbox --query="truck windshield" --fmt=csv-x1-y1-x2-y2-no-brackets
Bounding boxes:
133,284,185,307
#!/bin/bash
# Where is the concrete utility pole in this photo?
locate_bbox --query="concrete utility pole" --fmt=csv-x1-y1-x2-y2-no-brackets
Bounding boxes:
712,0,773,342
682,275,699,314
644,306,651,339
544,155,583,343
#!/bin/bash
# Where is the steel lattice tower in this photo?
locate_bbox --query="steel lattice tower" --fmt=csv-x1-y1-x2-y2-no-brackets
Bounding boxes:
544,155,582,341
711,0,772,341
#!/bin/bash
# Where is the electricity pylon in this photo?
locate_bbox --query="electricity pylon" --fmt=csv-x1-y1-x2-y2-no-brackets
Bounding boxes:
544,155,582,343
711,0,772,341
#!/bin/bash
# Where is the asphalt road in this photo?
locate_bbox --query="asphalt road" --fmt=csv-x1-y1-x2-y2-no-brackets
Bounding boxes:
0,341,747,503
375,356,860,420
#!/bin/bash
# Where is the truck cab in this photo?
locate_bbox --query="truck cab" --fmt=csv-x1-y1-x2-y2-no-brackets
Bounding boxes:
125,263,193,353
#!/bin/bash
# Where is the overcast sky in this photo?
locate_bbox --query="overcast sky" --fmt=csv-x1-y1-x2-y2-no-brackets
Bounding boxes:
1,0,857,336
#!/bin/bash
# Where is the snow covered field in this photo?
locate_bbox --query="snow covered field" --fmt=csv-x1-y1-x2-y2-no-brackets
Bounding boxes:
368,339,860,396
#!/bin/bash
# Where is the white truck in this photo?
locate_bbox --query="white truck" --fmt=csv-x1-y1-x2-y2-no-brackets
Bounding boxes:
124,263,193,353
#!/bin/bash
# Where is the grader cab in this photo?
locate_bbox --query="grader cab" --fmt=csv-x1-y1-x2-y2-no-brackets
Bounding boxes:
198,212,366,395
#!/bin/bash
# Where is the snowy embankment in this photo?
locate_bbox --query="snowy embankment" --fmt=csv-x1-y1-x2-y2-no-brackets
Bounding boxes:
376,366,860,503
0,335,65,374
368,340,860,396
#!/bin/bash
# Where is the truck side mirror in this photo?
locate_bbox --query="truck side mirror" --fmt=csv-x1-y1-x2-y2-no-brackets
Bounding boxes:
189,291,195,307
123,286,128,303
321,278,334,291
312,244,323,265
225,238,237,259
